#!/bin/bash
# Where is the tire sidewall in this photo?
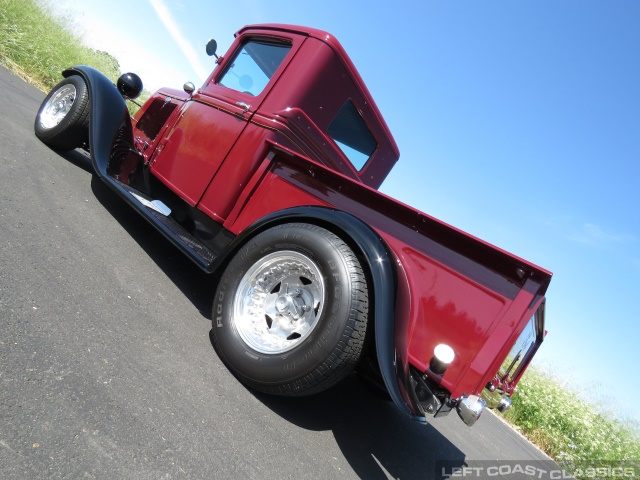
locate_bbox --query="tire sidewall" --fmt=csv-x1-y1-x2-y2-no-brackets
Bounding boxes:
212,224,355,386
34,76,88,148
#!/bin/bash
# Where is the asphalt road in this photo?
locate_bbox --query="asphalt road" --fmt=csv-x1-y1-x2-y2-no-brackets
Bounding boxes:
0,66,560,480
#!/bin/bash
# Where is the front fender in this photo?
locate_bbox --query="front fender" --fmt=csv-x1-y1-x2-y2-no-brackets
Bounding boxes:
62,66,134,179
221,206,422,421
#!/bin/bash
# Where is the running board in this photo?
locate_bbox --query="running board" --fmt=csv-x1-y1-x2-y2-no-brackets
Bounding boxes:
114,180,217,269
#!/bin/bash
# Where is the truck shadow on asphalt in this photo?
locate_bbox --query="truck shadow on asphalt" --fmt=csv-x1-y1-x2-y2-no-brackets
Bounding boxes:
88,171,466,479
57,149,94,174
89,174,217,320
251,373,466,479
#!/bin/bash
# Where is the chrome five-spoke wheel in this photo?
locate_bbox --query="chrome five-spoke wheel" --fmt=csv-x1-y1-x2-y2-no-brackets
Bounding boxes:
233,251,324,354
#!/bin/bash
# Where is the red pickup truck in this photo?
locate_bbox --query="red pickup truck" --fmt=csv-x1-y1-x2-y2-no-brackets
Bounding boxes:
34,24,551,426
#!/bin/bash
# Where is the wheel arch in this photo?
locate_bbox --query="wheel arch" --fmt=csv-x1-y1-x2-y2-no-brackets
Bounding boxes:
212,206,417,418
61,65,131,178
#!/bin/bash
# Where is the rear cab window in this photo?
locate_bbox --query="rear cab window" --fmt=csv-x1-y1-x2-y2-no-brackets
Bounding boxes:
328,100,377,171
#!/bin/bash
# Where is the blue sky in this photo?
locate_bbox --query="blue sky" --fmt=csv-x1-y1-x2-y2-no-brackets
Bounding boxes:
54,0,640,422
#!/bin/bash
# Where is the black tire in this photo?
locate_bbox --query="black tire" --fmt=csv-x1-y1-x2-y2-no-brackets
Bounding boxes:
211,223,369,396
34,75,90,151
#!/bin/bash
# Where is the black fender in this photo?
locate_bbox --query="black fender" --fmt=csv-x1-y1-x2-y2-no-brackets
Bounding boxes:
61,67,216,263
216,206,421,421
61,67,214,268
62,66,134,179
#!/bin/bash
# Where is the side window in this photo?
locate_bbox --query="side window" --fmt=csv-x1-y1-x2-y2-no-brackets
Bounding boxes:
218,40,291,97
499,313,538,381
328,100,377,170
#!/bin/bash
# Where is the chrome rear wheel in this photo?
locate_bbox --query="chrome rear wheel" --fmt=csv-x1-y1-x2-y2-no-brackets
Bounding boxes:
233,251,325,354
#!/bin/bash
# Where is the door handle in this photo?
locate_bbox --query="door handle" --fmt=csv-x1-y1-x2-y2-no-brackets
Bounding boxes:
236,102,251,113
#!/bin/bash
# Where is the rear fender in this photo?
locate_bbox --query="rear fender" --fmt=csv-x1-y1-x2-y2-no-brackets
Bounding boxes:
221,206,421,420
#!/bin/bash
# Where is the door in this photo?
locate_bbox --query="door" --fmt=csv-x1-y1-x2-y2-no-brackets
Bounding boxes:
150,36,297,207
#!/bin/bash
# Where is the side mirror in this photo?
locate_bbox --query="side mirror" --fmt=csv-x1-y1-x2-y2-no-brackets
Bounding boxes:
183,82,195,97
206,39,219,59
117,72,143,100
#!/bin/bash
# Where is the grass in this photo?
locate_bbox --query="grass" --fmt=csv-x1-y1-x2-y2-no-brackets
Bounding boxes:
0,0,121,90
502,367,640,478
0,0,147,112
2,0,640,477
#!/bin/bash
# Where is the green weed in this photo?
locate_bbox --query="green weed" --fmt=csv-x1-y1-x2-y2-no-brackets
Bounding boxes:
0,0,147,113
0,0,120,89
504,367,640,477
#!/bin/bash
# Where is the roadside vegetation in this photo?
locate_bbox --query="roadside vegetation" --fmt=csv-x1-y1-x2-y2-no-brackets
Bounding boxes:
0,0,120,89
0,0,147,110
2,0,639,477
502,367,640,477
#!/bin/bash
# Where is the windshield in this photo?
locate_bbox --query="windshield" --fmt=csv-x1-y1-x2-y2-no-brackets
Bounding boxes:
218,40,291,97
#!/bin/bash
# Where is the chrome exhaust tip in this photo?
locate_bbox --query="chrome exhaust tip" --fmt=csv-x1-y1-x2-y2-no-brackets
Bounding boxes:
457,395,486,427
497,397,512,413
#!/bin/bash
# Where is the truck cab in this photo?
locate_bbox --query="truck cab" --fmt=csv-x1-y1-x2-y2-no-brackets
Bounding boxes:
132,25,399,222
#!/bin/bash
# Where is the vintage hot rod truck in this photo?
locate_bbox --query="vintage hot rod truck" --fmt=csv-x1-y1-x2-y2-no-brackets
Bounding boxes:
34,24,551,426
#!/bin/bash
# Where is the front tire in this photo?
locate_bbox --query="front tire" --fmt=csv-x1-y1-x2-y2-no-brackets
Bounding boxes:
34,75,90,150
211,223,369,396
